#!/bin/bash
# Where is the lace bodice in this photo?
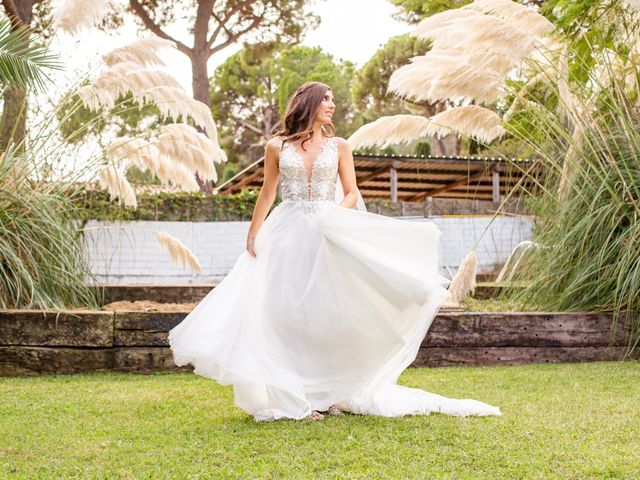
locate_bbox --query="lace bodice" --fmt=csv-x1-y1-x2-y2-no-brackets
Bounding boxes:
278,136,339,201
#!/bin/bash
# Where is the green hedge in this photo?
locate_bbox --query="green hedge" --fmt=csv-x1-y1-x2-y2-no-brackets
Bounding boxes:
71,188,403,222
72,189,260,221
74,189,399,222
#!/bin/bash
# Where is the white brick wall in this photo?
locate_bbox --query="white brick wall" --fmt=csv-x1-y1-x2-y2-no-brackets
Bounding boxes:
404,215,533,278
82,215,533,285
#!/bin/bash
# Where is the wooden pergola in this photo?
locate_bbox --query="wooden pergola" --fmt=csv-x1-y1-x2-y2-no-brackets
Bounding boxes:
215,153,539,203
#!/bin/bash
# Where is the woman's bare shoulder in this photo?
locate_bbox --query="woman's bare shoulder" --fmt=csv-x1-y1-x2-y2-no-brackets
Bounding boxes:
333,136,350,149
265,136,285,153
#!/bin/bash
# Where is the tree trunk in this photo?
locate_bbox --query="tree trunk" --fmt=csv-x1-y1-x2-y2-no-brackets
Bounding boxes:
0,0,37,151
190,51,214,193
190,0,214,192
454,134,462,155
0,85,27,152
424,102,447,156
191,50,211,107
262,104,280,139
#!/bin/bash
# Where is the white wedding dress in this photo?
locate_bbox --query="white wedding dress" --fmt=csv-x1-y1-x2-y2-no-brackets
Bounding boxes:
168,136,502,421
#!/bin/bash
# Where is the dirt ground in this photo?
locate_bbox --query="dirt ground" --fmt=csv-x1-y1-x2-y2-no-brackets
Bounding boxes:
100,300,464,313
101,300,198,312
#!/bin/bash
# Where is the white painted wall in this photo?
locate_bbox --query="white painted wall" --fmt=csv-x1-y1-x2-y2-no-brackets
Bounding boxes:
82,215,533,285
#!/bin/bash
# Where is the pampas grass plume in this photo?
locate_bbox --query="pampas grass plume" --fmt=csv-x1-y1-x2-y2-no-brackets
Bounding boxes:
425,105,505,143
155,232,201,272
103,38,176,67
348,115,432,149
446,249,478,305
97,166,137,208
53,0,112,35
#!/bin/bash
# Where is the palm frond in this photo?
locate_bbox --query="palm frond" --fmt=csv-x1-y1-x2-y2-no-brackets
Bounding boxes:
0,18,61,90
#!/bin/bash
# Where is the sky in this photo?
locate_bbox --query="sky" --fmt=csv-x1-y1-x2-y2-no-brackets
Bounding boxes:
301,0,410,67
50,0,411,96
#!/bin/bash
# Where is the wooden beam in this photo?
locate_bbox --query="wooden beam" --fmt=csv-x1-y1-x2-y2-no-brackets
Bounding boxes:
356,162,392,184
353,154,529,168
215,158,264,193
220,167,263,194
216,155,536,200
407,168,488,201
390,165,398,202
492,166,501,204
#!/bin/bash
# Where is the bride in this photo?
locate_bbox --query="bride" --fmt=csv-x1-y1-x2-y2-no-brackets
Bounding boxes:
168,81,502,422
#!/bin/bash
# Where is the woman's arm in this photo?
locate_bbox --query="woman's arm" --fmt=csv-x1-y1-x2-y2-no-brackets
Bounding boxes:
337,137,358,209
246,139,280,257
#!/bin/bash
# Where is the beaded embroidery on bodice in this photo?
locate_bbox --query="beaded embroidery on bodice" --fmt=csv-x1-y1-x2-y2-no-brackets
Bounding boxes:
279,136,339,201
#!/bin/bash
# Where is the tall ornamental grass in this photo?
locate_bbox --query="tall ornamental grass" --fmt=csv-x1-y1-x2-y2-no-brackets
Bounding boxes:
0,16,102,309
497,12,640,357
0,146,103,309
1,14,227,309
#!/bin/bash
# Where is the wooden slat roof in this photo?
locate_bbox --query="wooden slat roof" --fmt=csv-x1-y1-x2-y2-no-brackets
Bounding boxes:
215,153,540,202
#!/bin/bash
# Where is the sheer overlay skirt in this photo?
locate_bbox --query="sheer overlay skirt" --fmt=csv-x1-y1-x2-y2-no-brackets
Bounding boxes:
168,200,502,421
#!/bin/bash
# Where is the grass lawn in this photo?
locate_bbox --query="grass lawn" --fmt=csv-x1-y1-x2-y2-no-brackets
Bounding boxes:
1,361,639,479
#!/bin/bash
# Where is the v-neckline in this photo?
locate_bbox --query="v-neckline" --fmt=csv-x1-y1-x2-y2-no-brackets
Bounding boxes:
291,138,330,183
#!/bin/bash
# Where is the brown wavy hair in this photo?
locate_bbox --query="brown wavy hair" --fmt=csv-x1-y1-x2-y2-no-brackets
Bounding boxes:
272,81,336,152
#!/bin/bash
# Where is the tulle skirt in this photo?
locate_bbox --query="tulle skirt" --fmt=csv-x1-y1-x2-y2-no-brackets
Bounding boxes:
168,199,502,421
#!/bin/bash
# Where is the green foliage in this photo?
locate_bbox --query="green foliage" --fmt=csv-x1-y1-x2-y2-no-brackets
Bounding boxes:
497,121,640,356
210,43,360,165
219,162,242,183
57,88,168,144
0,147,102,309
496,18,640,356
541,0,620,42
351,34,431,120
273,46,356,122
389,0,472,23
125,164,162,185
75,187,427,221
352,144,398,156
413,140,431,156
73,188,264,222
0,19,101,309
539,0,632,83
103,0,319,48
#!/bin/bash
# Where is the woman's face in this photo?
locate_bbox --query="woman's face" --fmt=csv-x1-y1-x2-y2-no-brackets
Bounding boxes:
316,90,335,124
